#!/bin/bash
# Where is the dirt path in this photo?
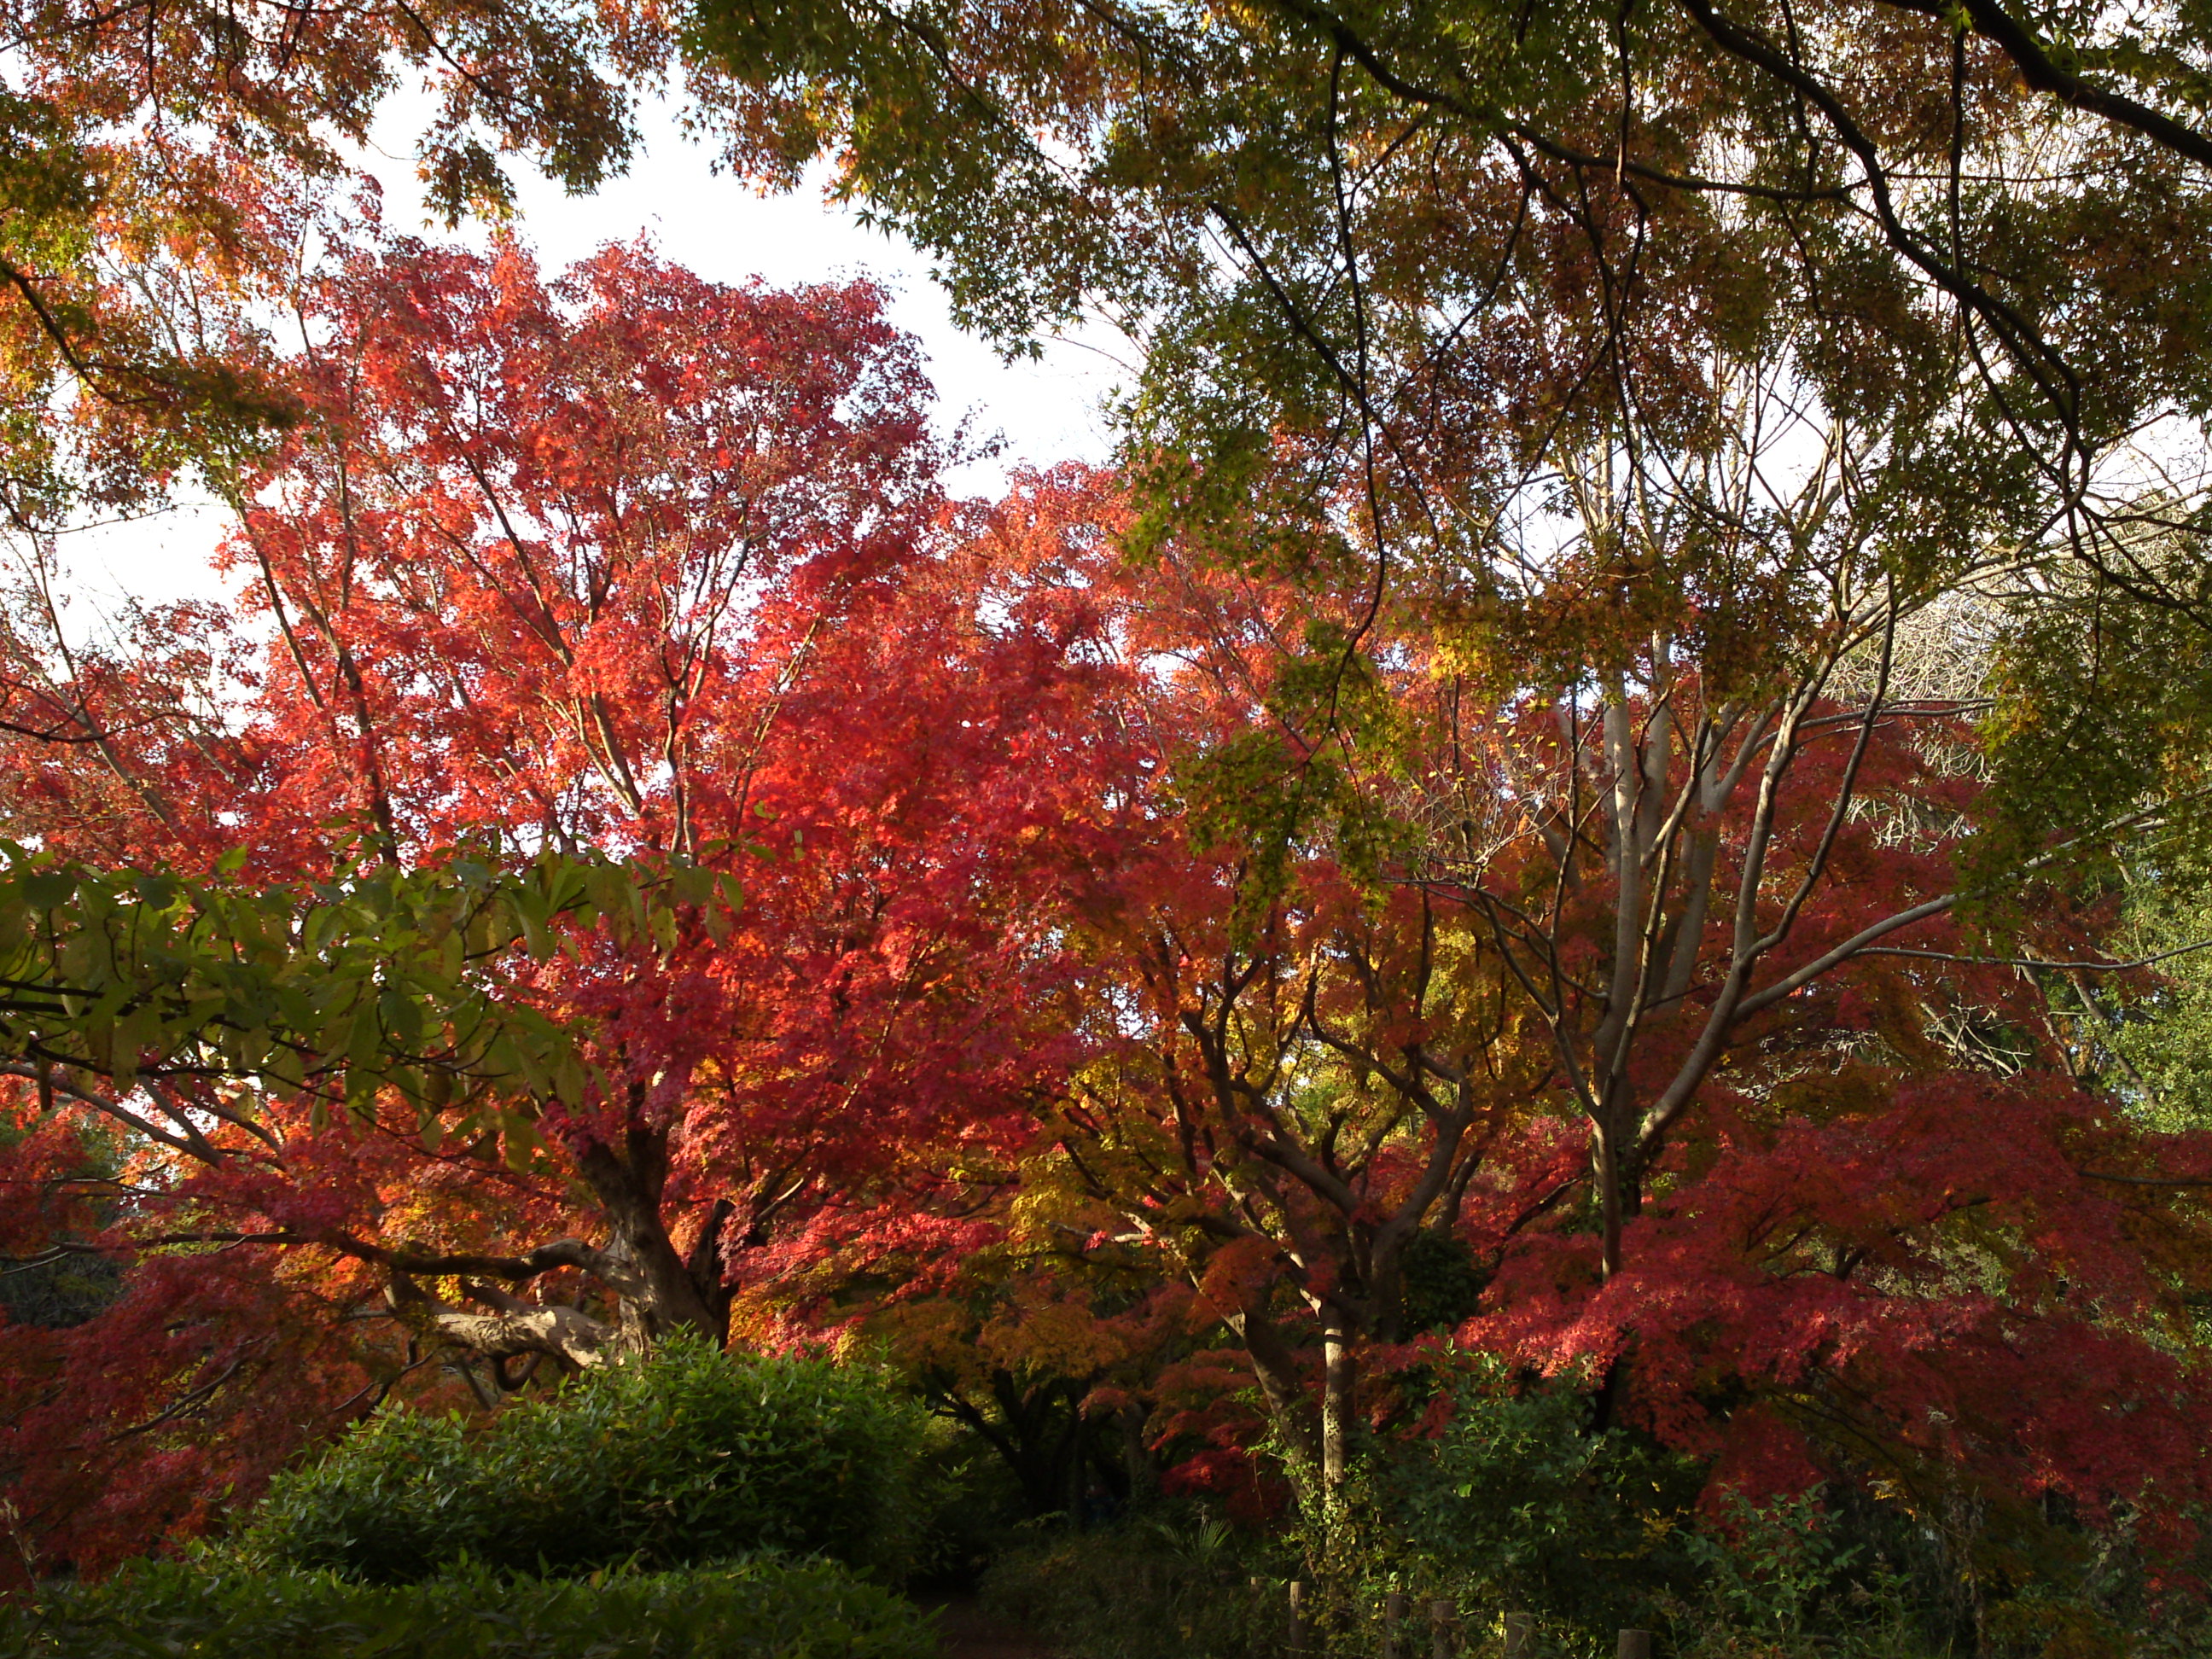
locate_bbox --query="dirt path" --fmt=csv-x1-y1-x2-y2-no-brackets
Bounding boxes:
916,1592,1059,1659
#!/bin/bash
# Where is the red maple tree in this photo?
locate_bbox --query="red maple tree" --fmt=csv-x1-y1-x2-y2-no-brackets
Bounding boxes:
1003,531,2212,1543
0,242,1145,1575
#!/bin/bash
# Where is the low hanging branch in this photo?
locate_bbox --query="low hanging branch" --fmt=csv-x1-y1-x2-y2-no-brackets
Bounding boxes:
0,845,749,1368
0,843,735,1143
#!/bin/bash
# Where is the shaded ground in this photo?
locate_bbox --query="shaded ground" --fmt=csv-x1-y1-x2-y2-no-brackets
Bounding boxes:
917,1592,1059,1659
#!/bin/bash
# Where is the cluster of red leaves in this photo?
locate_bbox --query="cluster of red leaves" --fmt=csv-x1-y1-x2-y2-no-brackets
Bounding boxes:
1480,1072,2212,1532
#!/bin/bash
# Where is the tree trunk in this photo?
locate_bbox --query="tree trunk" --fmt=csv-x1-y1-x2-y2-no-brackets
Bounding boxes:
1119,1402,1158,1509
1595,1130,1627,1280
1226,1303,1323,1499
364,1120,736,1378
1594,1113,1644,1281
573,1127,723,1348
384,1274,614,1371
1321,1324,1357,1500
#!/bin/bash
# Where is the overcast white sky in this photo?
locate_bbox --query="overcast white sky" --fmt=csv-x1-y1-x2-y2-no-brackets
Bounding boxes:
62,96,1127,613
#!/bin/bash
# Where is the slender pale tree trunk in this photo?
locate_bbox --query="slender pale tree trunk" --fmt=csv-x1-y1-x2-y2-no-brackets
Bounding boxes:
1320,1324,1358,1499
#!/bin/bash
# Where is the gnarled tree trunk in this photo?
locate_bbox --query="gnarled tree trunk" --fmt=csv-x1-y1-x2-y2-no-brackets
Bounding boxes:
358,1122,742,1382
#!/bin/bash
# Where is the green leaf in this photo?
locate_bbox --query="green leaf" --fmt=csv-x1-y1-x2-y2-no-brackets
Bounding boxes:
23,869,75,909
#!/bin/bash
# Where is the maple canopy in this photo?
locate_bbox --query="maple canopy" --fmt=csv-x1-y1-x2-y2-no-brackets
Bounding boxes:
680,0,2212,1524
0,0,692,527
3,0,2212,1629
8,231,2212,1590
0,243,1147,1571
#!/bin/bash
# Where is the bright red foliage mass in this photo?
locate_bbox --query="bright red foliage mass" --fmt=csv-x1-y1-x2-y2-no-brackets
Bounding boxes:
0,242,1147,1574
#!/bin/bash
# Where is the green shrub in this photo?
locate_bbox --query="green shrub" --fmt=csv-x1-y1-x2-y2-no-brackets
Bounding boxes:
981,1511,1280,1659
909,1418,1031,1588
0,1556,937,1659
1663,1493,1928,1659
236,1336,931,1583
1358,1365,1708,1647
1342,1371,1949,1657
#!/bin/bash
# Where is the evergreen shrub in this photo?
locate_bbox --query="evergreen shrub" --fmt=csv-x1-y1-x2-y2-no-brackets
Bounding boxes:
0,1557,935,1659
981,1510,1278,1659
236,1336,930,1582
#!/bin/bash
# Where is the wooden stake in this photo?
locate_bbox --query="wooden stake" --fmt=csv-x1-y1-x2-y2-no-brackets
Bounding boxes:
1289,1581,1308,1658
1382,1591,1407,1659
1617,1630,1654,1659
1503,1613,1533,1659
1427,1599,1455,1659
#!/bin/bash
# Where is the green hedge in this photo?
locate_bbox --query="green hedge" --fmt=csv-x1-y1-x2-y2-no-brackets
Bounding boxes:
0,1557,937,1659
236,1337,930,1582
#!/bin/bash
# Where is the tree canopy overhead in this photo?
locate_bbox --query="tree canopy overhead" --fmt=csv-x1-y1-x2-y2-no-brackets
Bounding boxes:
0,243,1159,1571
690,0,2212,607
0,0,707,515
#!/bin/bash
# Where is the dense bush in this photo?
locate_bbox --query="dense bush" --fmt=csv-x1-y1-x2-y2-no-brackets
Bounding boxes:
1658,1494,1927,1659
1359,1369,2212,1656
909,1421,1033,1588
979,1499,1945,1659
975,1369,1713,1659
1356,1366,1708,1644
975,1359,2212,1659
981,1511,1279,1659
1337,1368,2110,1657
0,1556,936,1659
1332,1371,1970,1657
975,1371,1946,1659
236,1337,931,1582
